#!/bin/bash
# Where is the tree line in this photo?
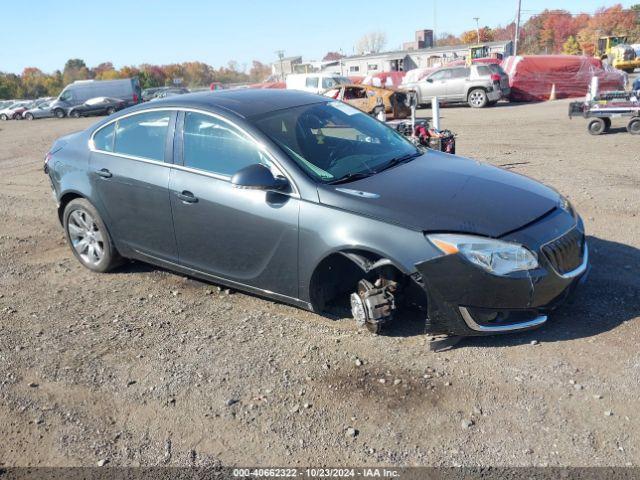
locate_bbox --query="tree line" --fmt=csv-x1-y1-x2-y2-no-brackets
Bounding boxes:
2,4,639,100
436,4,640,55
0,59,272,100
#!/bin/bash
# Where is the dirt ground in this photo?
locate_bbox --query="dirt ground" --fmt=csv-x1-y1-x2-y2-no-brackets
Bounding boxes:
0,98,638,468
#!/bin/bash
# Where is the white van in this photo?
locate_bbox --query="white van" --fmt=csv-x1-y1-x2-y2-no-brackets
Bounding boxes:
285,74,351,94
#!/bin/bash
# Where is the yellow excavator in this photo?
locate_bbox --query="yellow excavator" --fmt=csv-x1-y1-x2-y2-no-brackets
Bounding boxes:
595,36,640,73
466,45,504,66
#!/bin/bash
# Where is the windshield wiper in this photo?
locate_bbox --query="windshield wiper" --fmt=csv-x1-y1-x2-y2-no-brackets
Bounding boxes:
374,151,422,174
327,172,374,185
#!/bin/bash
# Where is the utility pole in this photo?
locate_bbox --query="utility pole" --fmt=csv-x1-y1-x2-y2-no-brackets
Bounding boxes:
473,17,480,44
433,0,437,46
514,0,521,56
275,50,285,82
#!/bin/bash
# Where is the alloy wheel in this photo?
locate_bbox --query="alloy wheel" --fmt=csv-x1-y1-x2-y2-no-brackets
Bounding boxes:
67,209,104,266
469,91,486,107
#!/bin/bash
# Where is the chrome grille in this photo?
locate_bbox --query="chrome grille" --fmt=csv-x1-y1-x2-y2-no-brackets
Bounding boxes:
541,228,585,275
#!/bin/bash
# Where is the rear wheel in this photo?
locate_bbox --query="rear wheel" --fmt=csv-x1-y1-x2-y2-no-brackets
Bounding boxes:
588,118,606,135
25,113,34,121
627,117,640,134
63,198,122,273
54,109,65,119
468,88,488,108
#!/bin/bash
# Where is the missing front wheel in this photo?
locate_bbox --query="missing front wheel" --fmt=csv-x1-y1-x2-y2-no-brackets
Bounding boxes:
350,278,397,334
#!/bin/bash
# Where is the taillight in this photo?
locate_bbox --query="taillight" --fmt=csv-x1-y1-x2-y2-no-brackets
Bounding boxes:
133,93,139,103
491,73,501,83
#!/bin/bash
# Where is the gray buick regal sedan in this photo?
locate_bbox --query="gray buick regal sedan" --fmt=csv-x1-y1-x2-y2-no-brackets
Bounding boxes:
44,89,588,336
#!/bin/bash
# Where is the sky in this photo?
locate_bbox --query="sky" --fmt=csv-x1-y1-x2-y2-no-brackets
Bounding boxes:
0,0,636,74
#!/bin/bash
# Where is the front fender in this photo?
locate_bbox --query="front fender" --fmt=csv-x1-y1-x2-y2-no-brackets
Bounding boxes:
298,201,440,303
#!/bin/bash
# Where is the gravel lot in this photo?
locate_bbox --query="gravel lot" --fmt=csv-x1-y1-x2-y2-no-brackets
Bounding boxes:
0,98,638,468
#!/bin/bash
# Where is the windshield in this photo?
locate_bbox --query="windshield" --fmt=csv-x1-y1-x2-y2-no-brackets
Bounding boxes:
253,101,419,183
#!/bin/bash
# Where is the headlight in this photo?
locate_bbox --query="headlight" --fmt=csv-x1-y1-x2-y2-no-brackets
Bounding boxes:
426,233,539,276
559,195,575,217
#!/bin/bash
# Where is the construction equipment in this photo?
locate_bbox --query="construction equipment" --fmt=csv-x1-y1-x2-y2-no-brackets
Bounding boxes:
466,45,503,66
595,36,640,73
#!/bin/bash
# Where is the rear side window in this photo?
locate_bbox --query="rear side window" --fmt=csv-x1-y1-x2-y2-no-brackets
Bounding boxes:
488,64,506,75
305,77,319,88
182,112,267,177
93,123,115,152
476,66,491,76
113,111,170,161
451,68,470,79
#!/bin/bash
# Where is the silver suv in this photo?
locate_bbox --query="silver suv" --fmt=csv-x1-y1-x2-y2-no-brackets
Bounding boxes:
402,64,510,108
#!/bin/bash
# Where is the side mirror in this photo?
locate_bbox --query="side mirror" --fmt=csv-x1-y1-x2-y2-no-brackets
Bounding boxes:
231,163,288,191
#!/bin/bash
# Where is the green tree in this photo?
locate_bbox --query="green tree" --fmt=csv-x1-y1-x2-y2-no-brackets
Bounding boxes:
562,36,582,55
63,58,89,85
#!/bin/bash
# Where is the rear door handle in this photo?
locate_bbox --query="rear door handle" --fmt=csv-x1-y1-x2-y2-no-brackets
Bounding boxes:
176,190,198,203
95,168,112,178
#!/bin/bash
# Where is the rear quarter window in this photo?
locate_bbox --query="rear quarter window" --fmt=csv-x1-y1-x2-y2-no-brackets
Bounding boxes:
475,66,491,76
93,123,115,152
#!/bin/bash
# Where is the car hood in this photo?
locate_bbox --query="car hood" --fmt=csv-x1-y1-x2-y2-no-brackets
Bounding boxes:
316,151,560,238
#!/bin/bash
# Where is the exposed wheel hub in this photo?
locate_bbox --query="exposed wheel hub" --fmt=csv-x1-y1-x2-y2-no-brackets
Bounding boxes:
350,279,397,334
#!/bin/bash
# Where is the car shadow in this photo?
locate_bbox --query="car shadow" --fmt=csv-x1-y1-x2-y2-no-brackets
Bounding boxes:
445,236,638,348
110,236,637,349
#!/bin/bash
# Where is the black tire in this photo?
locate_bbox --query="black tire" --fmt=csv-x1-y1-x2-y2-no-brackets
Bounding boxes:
106,107,116,115
627,117,640,135
54,109,65,119
468,88,488,108
70,110,81,118
602,117,611,132
588,118,606,135
25,113,34,121
63,198,122,273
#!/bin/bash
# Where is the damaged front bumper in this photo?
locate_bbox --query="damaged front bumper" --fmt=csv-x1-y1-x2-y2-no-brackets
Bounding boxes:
417,210,589,336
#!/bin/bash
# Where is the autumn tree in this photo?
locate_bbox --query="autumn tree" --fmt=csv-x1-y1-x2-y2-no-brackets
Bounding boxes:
460,27,495,45
562,36,582,55
62,58,89,85
355,31,387,54
322,51,345,61
249,60,271,82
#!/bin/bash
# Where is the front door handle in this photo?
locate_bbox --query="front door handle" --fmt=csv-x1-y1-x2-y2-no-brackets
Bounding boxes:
95,168,112,178
176,191,198,204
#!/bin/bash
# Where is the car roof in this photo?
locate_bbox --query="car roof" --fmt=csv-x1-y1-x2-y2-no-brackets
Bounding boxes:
142,89,327,118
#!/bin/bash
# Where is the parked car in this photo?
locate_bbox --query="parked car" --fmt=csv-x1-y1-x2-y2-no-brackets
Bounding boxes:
0,100,16,110
23,101,54,120
286,73,351,94
45,90,588,337
50,78,141,118
323,84,410,119
400,64,507,108
142,87,168,102
0,101,32,120
151,88,190,100
67,97,127,118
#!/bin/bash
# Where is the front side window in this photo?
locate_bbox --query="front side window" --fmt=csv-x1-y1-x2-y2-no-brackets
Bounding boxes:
253,101,419,183
113,111,171,161
182,112,268,177
93,123,115,152
59,90,73,102
428,69,451,81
